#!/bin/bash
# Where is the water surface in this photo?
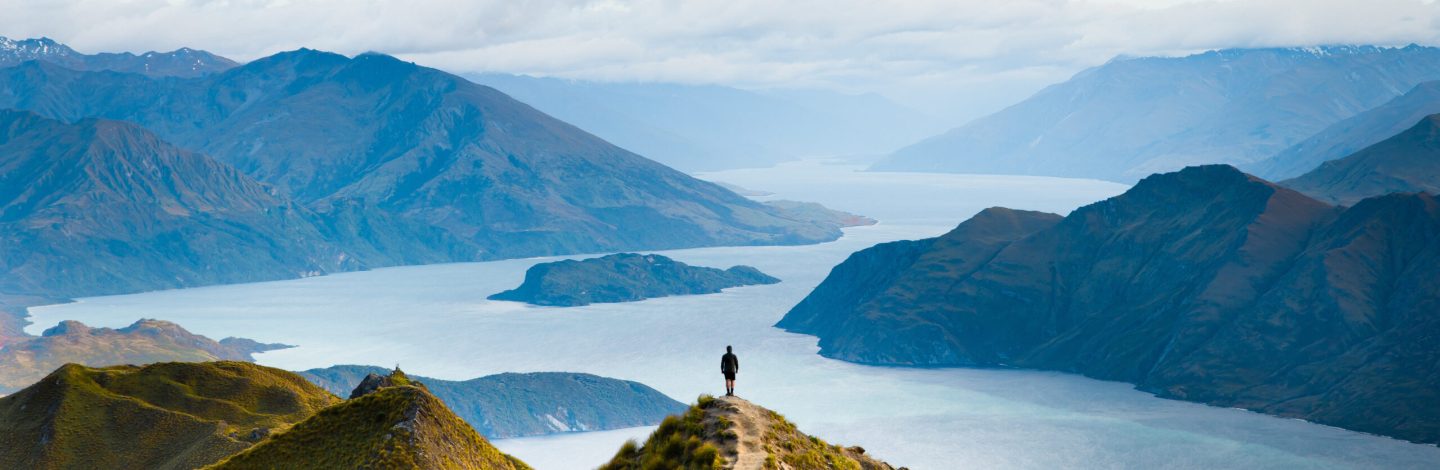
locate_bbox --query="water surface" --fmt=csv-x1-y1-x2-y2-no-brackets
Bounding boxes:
29,163,1440,469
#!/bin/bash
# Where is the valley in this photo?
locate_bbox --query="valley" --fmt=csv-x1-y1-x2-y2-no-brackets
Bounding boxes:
25,162,1440,469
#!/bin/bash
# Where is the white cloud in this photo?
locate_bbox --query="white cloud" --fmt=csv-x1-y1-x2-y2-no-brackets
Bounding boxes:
3,0,1438,121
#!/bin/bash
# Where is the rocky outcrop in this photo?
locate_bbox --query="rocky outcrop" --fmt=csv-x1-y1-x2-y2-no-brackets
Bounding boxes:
301,365,686,439
348,367,425,399
1282,113,1440,205
0,318,289,393
490,253,780,307
780,165,1440,445
600,395,897,470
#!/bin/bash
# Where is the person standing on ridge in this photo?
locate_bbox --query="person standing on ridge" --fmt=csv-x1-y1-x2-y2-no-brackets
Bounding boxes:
721,345,739,396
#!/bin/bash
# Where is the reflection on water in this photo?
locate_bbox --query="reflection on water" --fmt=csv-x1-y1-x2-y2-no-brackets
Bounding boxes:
28,163,1440,469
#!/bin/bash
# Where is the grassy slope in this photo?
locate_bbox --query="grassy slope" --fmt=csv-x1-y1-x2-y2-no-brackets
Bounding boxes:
210,383,530,470
0,361,338,470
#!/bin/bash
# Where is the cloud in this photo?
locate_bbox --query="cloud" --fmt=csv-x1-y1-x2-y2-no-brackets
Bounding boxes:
3,0,1439,121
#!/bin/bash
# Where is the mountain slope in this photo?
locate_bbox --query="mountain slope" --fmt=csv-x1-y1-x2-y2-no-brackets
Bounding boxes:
1254,81,1440,179
0,362,339,469
489,253,780,306
779,165,1440,444
209,371,530,470
777,207,1063,364
0,36,236,78
0,49,848,261
600,395,895,470
0,110,360,297
298,365,686,438
469,74,943,171
1283,114,1440,205
877,46,1440,181
0,319,287,393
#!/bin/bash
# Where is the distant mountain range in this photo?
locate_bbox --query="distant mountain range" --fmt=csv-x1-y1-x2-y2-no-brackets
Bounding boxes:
780,165,1440,445
1254,80,1440,180
876,46,1440,182
0,318,286,393
0,41,858,300
469,74,944,171
0,36,236,78
299,365,685,438
1283,114,1440,205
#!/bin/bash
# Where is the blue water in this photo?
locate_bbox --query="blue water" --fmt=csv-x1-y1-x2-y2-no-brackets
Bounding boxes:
28,162,1440,469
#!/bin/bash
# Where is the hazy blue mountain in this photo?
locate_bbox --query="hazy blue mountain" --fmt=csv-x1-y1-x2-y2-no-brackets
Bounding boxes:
469,74,944,171
299,365,685,438
0,109,474,298
780,165,1440,445
1284,114,1440,205
0,47,851,265
489,253,780,306
1254,81,1440,179
0,36,236,78
876,46,1440,181
0,110,351,297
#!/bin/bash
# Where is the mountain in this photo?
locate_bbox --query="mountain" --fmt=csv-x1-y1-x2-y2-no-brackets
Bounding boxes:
778,165,1440,444
0,36,236,78
469,74,944,171
765,200,879,228
0,362,339,469
1282,114,1440,205
298,365,686,438
0,319,287,393
600,395,896,470
876,45,1440,182
489,253,780,307
0,49,850,264
209,369,530,470
0,110,386,298
1253,81,1440,180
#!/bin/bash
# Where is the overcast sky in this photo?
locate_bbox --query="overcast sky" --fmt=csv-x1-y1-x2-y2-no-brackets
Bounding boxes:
5,0,1440,122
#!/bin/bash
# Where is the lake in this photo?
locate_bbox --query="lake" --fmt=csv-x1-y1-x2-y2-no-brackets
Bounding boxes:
27,162,1440,469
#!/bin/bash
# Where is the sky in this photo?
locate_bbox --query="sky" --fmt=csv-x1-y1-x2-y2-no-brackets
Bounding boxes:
5,0,1440,123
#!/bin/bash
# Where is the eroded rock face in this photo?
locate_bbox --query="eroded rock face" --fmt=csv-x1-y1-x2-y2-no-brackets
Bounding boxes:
349,368,423,399
489,253,780,307
780,165,1440,445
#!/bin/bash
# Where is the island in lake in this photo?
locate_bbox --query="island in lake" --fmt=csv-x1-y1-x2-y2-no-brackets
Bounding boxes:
489,253,780,306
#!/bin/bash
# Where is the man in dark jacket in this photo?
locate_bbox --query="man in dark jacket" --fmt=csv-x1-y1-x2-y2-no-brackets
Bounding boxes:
721,345,739,396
